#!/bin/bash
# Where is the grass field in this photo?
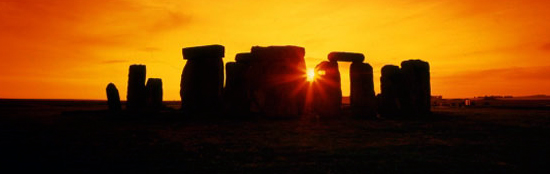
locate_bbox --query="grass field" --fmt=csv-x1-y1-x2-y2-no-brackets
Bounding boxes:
1,99,549,173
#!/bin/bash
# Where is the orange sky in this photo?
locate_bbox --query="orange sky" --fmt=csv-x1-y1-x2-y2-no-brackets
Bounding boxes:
1,0,549,100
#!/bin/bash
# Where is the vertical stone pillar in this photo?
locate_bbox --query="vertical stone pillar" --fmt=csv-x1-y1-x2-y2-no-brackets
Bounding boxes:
146,78,163,110
401,60,431,116
223,54,252,116
127,65,146,110
350,61,377,118
379,65,403,117
249,46,307,117
180,45,224,115
106,83,121,111
312,61,341,117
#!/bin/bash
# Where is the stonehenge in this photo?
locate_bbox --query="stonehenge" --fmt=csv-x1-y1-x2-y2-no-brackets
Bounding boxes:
126,65,147,110
106,83,121,111
180,44,225,115
146,78,163,110
106,44,431,118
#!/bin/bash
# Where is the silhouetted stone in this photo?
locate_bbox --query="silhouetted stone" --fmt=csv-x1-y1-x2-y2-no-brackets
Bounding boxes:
379,65,404,117
328,52,365,62
106,83,121,111
146,78,163,110
182,45,224,60
224,61,251,116
180,45,224,115
312,61,341,117
235,53,254,64
248,46,307,117
350,61,377,118
401,59,431,116
127,65,146,110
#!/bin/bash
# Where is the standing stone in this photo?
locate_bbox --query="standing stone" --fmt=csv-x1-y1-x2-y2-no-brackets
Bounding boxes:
127,65,146,110
239,53,263,114
379,65,404,117
312,61,341,117
235,52,254,64
146,78,163,110
248,46,307,117
401,60,431,116
235,53,258,113
224,59,251,116
180,45,224,115
106,83,121,111
350,61,377,118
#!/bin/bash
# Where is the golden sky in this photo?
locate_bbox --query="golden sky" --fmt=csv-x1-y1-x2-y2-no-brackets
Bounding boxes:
1,0,549,100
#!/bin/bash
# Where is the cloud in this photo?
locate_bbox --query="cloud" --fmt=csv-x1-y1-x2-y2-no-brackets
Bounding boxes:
139,47,162,52
0,0,194,75
146,11,192,33
0,0,193,49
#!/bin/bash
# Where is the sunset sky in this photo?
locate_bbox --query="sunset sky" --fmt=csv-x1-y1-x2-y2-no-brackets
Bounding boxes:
1,0,549,100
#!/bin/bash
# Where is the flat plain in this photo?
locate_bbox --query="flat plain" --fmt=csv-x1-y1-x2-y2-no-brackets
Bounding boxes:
0,99,549,173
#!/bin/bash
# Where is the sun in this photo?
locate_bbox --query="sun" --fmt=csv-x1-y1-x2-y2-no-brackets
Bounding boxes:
306,68,315,82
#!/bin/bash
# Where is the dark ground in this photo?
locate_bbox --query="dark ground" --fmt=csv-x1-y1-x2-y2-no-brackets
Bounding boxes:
0,99,549,173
